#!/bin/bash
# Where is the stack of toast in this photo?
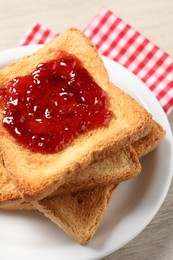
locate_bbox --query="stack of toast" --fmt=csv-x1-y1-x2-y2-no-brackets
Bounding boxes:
0,28,165,244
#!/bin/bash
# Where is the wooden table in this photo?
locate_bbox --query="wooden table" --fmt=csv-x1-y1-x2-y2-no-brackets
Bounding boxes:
0,1,173,259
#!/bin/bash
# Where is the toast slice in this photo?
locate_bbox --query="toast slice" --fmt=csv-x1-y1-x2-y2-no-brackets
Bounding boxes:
0,120,165,206
0,28,152,201
0,145,140,205
34,185,117,245
0,123,165,243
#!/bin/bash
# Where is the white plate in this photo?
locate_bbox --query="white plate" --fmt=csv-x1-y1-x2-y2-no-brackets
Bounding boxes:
0,46,172,260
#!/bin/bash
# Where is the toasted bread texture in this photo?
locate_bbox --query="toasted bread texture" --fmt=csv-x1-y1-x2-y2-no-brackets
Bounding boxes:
133,120,166,157
0,201,34,210
0,122,165,243
0,119,165,207
34,185,117,245
0,28,152,201
32,120,166,244
0,119,165,206
0,145,140,205
53,145,140,195
0,156,23,205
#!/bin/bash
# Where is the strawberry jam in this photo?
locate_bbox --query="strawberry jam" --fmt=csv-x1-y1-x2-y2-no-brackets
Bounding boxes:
0,51,113,153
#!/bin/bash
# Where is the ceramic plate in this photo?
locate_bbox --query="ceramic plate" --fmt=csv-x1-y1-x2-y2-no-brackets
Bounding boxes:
0,46,172,260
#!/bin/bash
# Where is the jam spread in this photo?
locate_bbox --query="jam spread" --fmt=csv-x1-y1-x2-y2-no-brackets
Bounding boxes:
0,51,113,153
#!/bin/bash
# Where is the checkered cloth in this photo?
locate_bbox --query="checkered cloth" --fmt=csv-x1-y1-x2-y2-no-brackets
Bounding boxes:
18,8,173,115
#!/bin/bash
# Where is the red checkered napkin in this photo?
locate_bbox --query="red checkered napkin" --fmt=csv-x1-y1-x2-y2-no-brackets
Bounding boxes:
18,8,173,115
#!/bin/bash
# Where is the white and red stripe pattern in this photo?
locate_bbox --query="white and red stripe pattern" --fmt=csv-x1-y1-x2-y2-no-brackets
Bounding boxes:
18,8,173,114
18,22,58,45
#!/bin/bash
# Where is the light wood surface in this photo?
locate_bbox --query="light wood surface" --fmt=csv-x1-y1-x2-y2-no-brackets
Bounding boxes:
0,1,173,259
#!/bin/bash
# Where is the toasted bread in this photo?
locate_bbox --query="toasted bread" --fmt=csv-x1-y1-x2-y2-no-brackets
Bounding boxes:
32,120,165,244
133,120,166,157
0,156,22,205
34,185,117,245
0,201,34,210
54,122,165,195
52,145,140,195
0,121,165,244
0,28,152,201
0,145,140,205
0,120,165,206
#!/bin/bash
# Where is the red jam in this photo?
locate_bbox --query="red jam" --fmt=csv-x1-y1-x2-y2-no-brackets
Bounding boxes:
0,51,113,153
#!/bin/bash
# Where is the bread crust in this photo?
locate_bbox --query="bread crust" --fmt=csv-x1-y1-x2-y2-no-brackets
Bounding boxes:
133,120,166,157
